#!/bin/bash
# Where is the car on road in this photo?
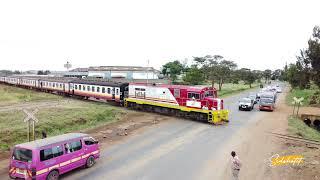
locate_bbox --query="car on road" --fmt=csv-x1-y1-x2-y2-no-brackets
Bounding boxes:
275,87,282,93
248,93,258,104
9,133,99,180
260,91,276,103
259,98,275,111
238,98,254,111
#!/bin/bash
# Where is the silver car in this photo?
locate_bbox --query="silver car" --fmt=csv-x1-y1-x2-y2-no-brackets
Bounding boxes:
238,98,254,111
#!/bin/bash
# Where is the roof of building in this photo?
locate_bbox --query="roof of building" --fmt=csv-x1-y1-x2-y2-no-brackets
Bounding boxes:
16,133,89,149
88,66,160,72
70,68,90,72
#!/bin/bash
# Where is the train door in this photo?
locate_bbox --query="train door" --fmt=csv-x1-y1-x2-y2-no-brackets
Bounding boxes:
112,87,115,100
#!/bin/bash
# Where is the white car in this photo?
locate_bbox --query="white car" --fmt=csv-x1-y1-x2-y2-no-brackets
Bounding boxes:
276,87,282,93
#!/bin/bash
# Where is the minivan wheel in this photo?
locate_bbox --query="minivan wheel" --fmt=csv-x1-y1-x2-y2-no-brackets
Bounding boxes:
47,170,59,180
86,156,95,168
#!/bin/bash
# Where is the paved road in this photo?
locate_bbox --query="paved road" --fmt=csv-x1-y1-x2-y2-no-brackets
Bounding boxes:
61,86,280,180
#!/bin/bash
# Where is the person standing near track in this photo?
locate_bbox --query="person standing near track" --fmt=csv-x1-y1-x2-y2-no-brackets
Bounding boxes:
231,151,242,180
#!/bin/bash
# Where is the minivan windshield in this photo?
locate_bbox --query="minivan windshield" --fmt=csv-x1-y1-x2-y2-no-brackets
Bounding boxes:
12,148,32,162
260,98,273,103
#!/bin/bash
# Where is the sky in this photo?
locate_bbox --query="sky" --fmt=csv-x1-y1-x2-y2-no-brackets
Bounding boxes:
0,0,319,71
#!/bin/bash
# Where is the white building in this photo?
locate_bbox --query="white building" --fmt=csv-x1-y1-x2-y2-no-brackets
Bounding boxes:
66,66,160,80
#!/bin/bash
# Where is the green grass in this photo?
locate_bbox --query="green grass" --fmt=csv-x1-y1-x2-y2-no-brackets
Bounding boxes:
286,88,317,106
288,116,320,141
215,82,259,97
0,100,126,151
0,84,62,106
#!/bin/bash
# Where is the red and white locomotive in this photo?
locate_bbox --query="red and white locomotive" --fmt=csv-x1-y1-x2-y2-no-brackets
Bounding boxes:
125,83,228,123
0,76,229,124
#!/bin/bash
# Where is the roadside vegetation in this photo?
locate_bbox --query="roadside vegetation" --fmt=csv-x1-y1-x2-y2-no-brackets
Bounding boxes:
0,85,126,151
0,100,126,151
288,116,320,141
283,26,320,107
286,85,319,107
0,84,62,106
214,82,259,97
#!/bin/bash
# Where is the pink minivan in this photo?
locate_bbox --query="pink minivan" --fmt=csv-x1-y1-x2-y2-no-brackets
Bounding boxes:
9,133,100,180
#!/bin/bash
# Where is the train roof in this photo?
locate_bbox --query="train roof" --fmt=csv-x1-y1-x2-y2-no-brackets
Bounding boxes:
131,83,216,92
16,133,89,149
71,79,128,87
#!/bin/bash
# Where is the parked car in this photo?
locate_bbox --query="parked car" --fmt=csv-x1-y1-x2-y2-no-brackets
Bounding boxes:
259,98,275,111
248,93,258,104
9,133,99,180
238,98,254,111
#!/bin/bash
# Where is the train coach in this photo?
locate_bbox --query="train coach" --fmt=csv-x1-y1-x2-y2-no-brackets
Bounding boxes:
0,75,229,124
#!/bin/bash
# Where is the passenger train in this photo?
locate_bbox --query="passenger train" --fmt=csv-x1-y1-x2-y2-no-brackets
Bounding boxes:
0,76,229,124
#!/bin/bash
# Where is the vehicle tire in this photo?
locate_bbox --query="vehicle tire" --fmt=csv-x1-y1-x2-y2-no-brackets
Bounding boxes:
47,170,59,180
86,156,95,168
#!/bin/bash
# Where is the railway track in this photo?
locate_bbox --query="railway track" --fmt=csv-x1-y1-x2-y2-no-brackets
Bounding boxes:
267,132,320,146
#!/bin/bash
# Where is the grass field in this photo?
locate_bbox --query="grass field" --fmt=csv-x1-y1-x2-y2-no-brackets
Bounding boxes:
288,116,320,141
0,84,62,106
0,84,126,151
286,88,318,107
0,100,126,151
214,82,259,97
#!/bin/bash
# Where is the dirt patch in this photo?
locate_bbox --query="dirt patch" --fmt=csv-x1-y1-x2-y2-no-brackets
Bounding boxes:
85,111,171,147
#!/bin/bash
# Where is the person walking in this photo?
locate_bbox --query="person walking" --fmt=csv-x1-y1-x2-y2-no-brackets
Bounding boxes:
231,151,241,180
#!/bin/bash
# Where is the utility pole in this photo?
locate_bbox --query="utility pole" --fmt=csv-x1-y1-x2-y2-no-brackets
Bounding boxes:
146,59,149,85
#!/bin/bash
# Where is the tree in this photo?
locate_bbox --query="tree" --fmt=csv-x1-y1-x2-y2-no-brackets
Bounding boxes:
271,69,282,80
193,55,237,90
239,68,256,88
161,60,184,82
287,63,300,88
37,70,44,75
306,26,320,87
194,55,219,87
183,65,204,85
44,70,51,75
263,69,272,83
296,49,312,88
13,70,21,74
216,60,237,90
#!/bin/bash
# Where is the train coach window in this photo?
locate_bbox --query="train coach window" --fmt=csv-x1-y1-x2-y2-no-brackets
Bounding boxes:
97,87,100,93
188,93,200,99
174,89,180,98
102,87,105,93
92,86,95,92
53,83,55,87
87,86,90,91
79,85,82,90
116,89,119,95
75,85,78,90
107,88,111,94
